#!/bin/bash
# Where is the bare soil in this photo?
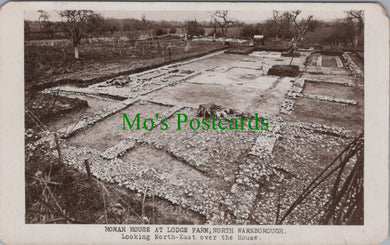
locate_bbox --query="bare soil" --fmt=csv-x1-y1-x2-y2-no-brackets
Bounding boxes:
282,97,363,132
321,55,338,68
303,81,356,99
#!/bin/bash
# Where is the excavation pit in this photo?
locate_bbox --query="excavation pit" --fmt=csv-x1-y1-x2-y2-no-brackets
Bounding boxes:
303,80,356,99
267,65,300,77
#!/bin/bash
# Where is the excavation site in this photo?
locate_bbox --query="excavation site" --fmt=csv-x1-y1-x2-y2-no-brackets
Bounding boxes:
24,9,364,225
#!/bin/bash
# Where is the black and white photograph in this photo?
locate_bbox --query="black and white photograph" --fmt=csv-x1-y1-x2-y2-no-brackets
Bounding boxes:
0,2,389,244
23,7,365,226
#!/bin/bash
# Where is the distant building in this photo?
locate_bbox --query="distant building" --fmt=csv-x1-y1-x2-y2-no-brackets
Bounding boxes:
253,35,265,45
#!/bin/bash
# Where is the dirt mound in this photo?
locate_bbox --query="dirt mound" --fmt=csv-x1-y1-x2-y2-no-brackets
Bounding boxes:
198,103,235,118
267,65,300,77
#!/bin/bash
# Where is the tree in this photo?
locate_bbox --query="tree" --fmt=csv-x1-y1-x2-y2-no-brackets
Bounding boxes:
346,10,364,47
262,19,277,40
155,28,167,36
138,15,151,38
169,27,176,34
58,10,101,59
137,14,151,55
183,19,204,51
211,10,234,44
240,24,254,39
38,10,57,38
325,20,355,46
184,20,198,40
264,11,294,42
270,10,284,41
240,24,264,42
266,10,313,56
284,10,313,55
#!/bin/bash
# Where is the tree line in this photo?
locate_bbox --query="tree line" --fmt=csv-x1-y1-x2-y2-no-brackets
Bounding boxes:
25,9,364,59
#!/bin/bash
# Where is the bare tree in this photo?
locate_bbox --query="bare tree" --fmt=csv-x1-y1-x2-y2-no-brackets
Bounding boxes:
346,10,364,48
184,20,199,40
38,10,49,24
183,19,198,51
140,14,150,38
285,10,313,55
139,14,151,55
266,10,314,53
211,10,234,44
271,10,284,41
210,19,217,40
58,10,101,59
38,10,57,38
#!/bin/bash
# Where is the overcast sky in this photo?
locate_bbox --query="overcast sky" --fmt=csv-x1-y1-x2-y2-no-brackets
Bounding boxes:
25,10,349,23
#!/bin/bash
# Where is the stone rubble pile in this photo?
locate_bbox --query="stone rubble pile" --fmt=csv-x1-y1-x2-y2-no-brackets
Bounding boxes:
225,118,286,222
106,75,131,87
280,78,305,114
56,142,237,224
228,185,258,223
247,117,282,158
280,99,295,114
342,52,363,76
335,56,344,68
248,136,277,157
316,56,322,67
197,103,233,118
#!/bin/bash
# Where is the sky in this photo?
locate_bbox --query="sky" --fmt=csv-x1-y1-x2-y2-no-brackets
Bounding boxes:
24,9,349,23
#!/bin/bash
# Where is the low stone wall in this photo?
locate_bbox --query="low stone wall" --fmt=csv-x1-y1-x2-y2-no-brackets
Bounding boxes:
300,94,357,105
280,78,305,114
342,52,363,76
335,56,344,68
57,98,139,138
